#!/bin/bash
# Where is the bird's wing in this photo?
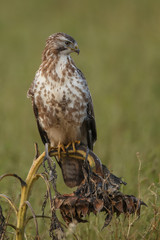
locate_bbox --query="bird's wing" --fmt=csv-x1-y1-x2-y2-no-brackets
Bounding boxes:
32,101,50,145
87,97,97,150
27,80,50,145
82,96,97,150
75,67,97,150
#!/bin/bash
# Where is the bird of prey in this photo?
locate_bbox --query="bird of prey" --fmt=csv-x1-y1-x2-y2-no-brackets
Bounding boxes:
27,32,97,187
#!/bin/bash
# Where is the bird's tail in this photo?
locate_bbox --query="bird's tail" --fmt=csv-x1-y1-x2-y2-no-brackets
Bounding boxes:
57,155,84,188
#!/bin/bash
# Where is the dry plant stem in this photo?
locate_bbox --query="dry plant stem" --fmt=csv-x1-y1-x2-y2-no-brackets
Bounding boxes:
15,147,92,240
0,194,18,216
25,201,39,238
126,214,139,238
136,152,142,199
24,215,50,226
0,174,26,187
35,173,52,208
16,152,45,240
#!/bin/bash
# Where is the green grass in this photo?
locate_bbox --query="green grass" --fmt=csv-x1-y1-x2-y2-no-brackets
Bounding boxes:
0,0,160,239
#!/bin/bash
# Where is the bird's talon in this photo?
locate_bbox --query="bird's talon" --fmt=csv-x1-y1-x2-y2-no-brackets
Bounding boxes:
72,142,76,152
57,143,66,159
65,141,81,152
75,140,81,145
72,141,81,152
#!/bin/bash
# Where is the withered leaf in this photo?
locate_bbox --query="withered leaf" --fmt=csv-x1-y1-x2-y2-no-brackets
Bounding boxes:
51,150,146,231
54,198,64,209
125,196,135,214
93,199,104,213
81,205,89,217
63,196,78,207
102,213,112,229
114,199,124,214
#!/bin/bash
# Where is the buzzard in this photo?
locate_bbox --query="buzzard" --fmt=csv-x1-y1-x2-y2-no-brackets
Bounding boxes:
28,33,97,187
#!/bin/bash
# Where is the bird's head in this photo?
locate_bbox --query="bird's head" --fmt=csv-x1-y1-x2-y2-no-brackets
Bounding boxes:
43,33,80,59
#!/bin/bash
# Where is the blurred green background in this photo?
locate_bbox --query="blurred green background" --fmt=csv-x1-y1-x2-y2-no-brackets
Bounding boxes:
0,0,160,239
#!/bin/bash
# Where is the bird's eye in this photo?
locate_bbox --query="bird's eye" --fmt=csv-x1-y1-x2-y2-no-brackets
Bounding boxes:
65,41,70,46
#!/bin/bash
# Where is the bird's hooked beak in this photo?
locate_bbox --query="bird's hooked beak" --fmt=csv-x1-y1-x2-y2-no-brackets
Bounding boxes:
72,44,80,55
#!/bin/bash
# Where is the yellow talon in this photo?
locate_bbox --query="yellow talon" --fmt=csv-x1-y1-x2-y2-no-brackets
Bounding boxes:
53,141,81,158
65,142,71,149
57,142,66,159
72,142,76,152
66,141,81,152
75,140,81,145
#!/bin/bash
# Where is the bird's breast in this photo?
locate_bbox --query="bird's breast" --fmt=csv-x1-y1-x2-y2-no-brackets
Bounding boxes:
34,69,89,129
